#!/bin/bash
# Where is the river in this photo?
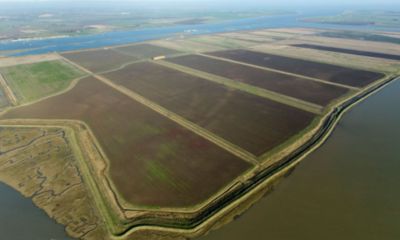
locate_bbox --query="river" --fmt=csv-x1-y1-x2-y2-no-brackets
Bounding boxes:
0,182,71,240
200,79,400,240
1,9,399,57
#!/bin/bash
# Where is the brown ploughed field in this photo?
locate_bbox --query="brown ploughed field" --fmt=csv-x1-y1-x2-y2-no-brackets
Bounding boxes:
167,54,350,106
1,76,251,207
61,49,134,73
207,49,385,88
103,62,316,156
292,44,400,61
113,43,181,59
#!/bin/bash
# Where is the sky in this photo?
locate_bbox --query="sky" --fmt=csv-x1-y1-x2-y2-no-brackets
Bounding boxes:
0,0,399,11
0,0,398,4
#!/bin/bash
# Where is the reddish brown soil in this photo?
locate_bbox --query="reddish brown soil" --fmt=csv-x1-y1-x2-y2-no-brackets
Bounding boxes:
1,77,250,207
103,62,316,156
167,54,349,105
61,49,134,73
114,44,181,59
208,49,385,88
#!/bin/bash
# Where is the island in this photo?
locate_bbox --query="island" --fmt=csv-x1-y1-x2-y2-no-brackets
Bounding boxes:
0,27,399,240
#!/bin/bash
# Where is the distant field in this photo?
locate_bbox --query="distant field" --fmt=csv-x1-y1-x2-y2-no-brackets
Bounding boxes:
292,44,400,61
103,62,316,156
0,60,84,103
190,36,257,49
113,44,181,59
61,44,180,73
1,77,250,207
61,48,134,73
208,50,385,88
167,54,350,106
303,11,400,29
317,31,400,45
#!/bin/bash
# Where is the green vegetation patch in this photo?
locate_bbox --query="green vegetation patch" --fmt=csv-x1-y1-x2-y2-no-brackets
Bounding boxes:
0,60,85,103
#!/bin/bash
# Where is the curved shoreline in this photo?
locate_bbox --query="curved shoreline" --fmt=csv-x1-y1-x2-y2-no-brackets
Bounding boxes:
112,74,399,237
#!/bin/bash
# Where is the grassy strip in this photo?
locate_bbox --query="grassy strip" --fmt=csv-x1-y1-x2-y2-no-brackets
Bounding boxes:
0,73,17,105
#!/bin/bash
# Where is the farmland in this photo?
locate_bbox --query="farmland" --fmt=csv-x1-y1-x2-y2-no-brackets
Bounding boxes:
166,54,350,106
103,61,316,156
292,44,400,61
113,43,181,59
61,43,183,73
208,49,385,88
0,27,397,240
0,60,85,103
61,48,135,73
1,76,250,207
316,30,400,45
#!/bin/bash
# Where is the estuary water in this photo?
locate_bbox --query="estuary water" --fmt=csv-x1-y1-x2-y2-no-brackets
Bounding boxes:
200,79,400,240
1,10,400,57
0,182,71,240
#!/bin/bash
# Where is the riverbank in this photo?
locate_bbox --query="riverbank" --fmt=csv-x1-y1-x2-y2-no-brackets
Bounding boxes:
103,75,399,239
0,126,107,239
200,75,400,240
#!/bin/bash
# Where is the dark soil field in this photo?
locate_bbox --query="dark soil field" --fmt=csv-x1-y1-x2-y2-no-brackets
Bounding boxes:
103,62,209,102
103,62,316,156
167,54,349,106
61,49,134,73
208,50,385,88
292,44,400,61
114,44,181,59
1,76,250,207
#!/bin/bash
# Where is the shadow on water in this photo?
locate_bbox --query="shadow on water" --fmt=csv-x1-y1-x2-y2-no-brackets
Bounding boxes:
0,182,72,240
200,80,400,240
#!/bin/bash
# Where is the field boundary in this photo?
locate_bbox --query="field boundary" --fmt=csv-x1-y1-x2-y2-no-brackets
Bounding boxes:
59,53,259,165
93,74,259,166
0,74,396,240
199,53,360,91
0,27,398,240
111,74,399,239
96,52,189,75
0,73,18,105
155,59,323,114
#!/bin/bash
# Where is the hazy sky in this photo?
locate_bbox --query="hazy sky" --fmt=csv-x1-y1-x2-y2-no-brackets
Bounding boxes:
0,0,399,10
0,0,398,4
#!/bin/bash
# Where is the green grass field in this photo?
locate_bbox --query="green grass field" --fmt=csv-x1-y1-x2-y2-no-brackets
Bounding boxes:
0,60,85,103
